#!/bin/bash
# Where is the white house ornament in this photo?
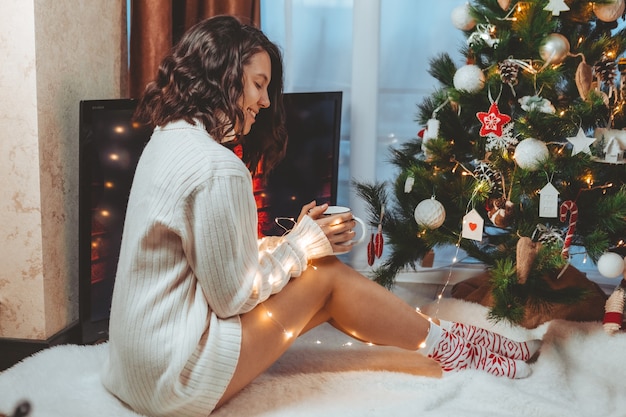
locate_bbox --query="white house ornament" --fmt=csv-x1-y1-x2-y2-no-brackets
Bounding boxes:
543,0,570,15
462,209,484,241
595,128,626,163
593,0,625,22
539,182,559,218
453,64,485,93
451,3,476,31
539,33,570,65
603,137,625,163
567,128,596,156
513,138,549,171
414,197,446,229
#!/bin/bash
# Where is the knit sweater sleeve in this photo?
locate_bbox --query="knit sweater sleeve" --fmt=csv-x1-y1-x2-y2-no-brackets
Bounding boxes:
187,172,333,318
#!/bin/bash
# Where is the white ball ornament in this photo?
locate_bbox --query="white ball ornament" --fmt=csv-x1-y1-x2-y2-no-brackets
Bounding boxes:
414,197,446,229
453,64,486,93
451,3,476,31
539,33,570,65
513,138,549,171
594,0,625,22
597,252,625,278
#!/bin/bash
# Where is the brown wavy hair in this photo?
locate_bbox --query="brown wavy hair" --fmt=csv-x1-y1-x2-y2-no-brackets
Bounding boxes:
133,15,287,177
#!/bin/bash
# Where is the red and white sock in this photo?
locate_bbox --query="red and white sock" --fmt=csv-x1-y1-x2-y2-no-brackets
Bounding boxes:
419,322,531,379
439,319,541,361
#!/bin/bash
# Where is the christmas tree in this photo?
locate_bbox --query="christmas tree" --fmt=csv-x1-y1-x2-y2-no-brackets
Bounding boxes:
357,0,626,324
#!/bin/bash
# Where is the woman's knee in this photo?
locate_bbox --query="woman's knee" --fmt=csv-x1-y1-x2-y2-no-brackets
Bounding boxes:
303,255,345,285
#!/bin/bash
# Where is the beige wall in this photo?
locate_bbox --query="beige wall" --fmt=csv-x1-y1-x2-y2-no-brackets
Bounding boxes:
0,0,126,339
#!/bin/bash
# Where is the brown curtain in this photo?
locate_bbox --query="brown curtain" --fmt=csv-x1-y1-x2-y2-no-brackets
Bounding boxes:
129,0,261,99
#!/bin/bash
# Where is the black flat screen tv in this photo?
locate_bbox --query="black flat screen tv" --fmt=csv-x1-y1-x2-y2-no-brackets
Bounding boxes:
78,92,343,344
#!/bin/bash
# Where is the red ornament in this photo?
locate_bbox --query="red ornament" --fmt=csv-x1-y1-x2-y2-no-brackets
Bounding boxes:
366,207,385,265
367,233,376,266
476,102,511,137
374,225,384,258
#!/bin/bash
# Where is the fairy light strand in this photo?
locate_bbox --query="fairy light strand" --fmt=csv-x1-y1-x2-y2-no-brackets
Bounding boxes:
261,303,293,339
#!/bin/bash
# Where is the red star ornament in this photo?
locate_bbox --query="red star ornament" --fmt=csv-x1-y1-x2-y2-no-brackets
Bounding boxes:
476,102,511,137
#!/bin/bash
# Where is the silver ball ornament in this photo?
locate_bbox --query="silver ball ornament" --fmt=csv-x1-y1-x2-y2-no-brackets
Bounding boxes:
513,138,549,171
539,34,570,65
414,198,446,229
453,64,485,93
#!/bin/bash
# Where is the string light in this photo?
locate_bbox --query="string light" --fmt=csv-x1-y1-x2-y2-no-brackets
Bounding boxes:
261,303,294,339
274,217,296,236
422,237,464,320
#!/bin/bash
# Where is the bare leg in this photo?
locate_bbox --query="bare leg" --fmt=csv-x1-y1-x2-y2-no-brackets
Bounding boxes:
216,256,428,407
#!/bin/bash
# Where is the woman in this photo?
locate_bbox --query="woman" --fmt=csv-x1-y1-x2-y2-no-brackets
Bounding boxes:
101,15,540,417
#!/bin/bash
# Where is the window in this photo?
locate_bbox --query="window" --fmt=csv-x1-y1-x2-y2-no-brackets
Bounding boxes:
261,0,465,268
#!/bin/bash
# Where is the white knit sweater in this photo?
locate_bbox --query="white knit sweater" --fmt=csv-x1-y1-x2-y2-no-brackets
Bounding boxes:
101,119,333,417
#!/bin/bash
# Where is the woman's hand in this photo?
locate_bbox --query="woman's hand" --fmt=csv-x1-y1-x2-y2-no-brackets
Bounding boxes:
298,201,357,253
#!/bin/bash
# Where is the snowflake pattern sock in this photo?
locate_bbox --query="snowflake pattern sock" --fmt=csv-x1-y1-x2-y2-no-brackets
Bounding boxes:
439,319,541,361
420,323,531,379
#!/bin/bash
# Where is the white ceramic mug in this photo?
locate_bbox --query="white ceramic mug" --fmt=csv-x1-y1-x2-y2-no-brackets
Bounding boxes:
323,205,367,248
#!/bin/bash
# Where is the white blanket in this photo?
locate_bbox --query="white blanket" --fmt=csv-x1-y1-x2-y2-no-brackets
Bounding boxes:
2,298,625,417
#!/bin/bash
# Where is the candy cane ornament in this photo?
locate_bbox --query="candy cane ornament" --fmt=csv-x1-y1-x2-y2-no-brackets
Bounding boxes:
559,200,578,259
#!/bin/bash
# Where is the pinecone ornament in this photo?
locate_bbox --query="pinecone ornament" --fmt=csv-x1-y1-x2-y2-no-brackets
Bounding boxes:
473,160,503,196
499,60,519,87
531,224,564,246
499,60,519,84
594,54,617,85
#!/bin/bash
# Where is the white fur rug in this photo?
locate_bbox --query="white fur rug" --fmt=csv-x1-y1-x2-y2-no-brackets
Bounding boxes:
2,298,626,417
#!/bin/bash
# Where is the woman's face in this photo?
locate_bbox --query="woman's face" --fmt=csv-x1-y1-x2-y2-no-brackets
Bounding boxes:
238,50,271,135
